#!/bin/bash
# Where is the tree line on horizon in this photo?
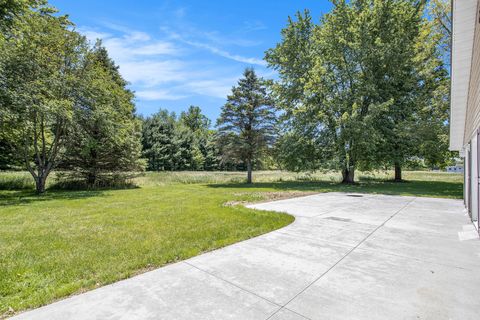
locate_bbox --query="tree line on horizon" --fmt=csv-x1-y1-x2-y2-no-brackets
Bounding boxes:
0,0,454,193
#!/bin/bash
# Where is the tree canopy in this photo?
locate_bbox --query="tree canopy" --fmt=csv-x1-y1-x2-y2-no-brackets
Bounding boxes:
0,1,144,192
266,0,451,183
0,0,456,190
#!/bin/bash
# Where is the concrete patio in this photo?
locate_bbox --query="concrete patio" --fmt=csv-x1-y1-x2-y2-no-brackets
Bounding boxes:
12,193,480,320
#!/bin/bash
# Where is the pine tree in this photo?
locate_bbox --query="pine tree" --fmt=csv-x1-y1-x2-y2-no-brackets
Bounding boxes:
216,68,277,184
141,110,177,171
61,41,144,186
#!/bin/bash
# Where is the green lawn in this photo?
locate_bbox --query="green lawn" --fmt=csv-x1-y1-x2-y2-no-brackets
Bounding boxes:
0,170,463,317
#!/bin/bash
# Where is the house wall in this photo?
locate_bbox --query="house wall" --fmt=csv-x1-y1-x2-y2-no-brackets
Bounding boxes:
464,1,480,143
450,0,478,150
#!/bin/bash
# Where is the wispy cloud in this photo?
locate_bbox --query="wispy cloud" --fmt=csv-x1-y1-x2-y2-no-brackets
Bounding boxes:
160,26,265,65
76,19,270,110
119,60,188,86
136,90,188,101
242,20,267,32
175,37,266,66
182,79,237,99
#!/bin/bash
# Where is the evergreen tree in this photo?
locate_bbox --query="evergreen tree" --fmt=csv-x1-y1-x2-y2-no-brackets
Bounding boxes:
216,68,277,184
202,131,221,171
180,106,211,133
61,41,144,186
142,106,219,171
172,124,195,170
179,105,211,170
141,110,177,171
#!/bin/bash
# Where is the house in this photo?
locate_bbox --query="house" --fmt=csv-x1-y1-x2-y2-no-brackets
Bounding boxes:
449,0,480,231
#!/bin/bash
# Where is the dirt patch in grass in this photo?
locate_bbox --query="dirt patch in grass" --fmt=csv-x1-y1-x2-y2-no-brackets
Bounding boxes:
224,191,317,207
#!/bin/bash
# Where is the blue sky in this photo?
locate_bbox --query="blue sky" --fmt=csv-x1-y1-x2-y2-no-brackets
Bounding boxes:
50,0,333,121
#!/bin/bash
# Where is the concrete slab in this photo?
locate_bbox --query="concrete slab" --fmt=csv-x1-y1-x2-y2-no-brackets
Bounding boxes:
385,208,469,236
186,231,351,305
12,192,480,320
286,249,480,320
248,192,373,218
268,308,309,320
12,263,279,320
319,207,395,226
359,225,480,269
279,216,376,247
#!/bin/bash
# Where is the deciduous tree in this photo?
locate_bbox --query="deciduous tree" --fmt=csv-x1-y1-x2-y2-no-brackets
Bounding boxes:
267,1,439,183
1,8,86,193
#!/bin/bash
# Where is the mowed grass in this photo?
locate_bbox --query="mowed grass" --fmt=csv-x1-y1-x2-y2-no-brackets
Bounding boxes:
0,170,463,317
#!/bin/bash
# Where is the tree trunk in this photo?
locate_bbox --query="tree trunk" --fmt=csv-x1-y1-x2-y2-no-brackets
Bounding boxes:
246,160,252,184
35,174,47,194
87,172,96,186
341,167,355,184
394,161,402,182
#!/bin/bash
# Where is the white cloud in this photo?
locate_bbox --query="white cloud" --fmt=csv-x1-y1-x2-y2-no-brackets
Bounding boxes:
179,39,267,66
132,42,178,56
126,31,151,42
183,79,235,99
76,27,111,43
119,60,188,86
163,28,266,66
136,90,188,101
76,22,270,105
102,38,179,62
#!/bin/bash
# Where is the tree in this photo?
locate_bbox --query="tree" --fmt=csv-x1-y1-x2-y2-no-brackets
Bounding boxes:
428,0,451,66
142,107,218,171
267,1,434,183
373,0,450,181
202,130,221,170
362,0,428,182
0,0,45,31
216,68,277,184
179,105,211,170
180,106,211,133
141,110,177,171
266,6,384,183
0,7,86,193
0,0,47,171
61,41,144,186
172,125,196,170
414,0,452,169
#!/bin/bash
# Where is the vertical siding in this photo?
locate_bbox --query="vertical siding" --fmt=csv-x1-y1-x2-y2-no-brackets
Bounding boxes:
464,0,480,142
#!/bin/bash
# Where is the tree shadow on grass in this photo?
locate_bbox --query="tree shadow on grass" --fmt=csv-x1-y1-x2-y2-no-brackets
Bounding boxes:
207,179,463,199
0,189,108,207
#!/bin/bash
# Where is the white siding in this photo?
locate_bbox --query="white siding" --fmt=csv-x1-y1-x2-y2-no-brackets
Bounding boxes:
471,135,479,222
464,1,480,144
450,0,478,150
